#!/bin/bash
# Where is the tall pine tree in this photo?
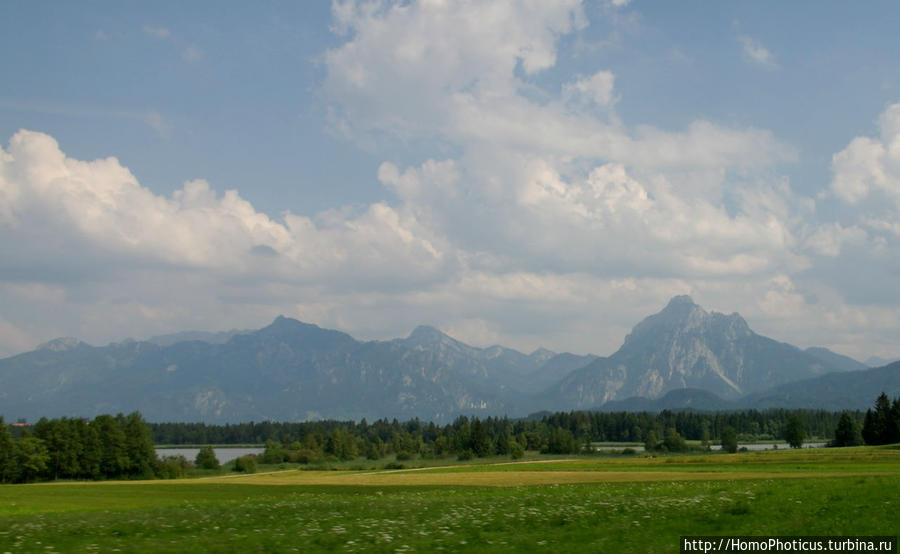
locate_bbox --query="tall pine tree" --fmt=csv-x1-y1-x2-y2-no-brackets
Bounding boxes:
862,393,896,445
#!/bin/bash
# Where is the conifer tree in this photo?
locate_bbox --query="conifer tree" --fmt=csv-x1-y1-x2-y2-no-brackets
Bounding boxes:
784,415,805,449
0,417,15,483
831,412,863,447
195,445,220,469
862,393,895,445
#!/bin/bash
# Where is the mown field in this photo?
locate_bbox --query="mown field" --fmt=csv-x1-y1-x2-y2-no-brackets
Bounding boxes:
1,446,899,553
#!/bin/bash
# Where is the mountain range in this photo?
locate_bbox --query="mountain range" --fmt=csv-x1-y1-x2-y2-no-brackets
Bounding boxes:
0,296,896,423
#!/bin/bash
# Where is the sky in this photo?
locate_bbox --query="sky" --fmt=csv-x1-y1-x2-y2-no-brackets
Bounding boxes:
1,1,899,362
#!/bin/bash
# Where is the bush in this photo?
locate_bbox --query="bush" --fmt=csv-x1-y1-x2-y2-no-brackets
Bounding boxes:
157,455,192,479
233,455,257,473
262,448,287,464
457,449,474,461
508,441,525,460
663,428,687,452
287,448,320,464
720,426,738,453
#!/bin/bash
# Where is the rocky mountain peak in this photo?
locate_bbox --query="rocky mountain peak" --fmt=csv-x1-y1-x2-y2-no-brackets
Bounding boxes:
622,295,707,347
406,325,452,346
256,316,357,351
715,311,752,338
529,347,557,364
666,294,697,307
37,337,87,352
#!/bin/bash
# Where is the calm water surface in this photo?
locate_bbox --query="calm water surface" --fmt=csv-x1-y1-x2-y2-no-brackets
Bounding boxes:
156,447,264,464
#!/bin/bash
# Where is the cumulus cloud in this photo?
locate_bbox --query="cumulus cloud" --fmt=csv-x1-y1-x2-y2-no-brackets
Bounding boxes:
826,102,900,270
0,130,452,291
325,2,794,172
803,223,867,257
325,1,585,140
562,71,617,108
830,103,900,207
323,0,804,280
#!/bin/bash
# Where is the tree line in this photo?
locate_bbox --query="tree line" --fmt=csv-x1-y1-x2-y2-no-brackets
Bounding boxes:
3,395,896,483
861,392,900,445
150,407,865,462
0,413,156,483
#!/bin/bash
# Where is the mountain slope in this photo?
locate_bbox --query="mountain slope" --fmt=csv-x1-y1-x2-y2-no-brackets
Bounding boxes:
396,325,556,390
804,347,868,372
865,356,900,368
738,361,900,411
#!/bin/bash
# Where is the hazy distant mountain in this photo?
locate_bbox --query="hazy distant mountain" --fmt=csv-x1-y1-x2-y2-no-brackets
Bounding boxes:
804,347,868,372
865,356,900,368
739,361,900,411
0,317,565,423
520,352,599,394
585,362,899,413
396,325,541,389
1,298,893,423
36,337,89,352
543,296,848,410
0,317,535,423
146,329,251,347
582,356,900,412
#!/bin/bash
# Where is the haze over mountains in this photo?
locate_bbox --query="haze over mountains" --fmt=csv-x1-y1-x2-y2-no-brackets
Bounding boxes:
1,296,896,423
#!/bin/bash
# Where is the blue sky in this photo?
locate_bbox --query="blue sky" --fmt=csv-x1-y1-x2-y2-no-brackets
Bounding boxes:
1,1,899,362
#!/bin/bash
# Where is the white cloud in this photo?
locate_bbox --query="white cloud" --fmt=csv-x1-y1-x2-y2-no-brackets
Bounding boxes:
325,2,794,173
739,34,777,69
325,0,586,141
803,223,867,257
830,102,900,206
825,102,900,276
0,130,452,285
562,71,617,108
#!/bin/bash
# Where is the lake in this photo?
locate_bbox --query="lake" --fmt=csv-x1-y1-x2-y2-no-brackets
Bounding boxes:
156,447,264,464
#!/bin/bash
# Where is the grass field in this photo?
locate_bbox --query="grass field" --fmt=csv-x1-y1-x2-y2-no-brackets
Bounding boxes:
2,447,899,553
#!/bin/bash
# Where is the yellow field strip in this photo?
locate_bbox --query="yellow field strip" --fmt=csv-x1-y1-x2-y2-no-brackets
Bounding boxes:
204,469,896,487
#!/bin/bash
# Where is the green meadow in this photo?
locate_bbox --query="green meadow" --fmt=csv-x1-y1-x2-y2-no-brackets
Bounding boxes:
2,447,899,553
